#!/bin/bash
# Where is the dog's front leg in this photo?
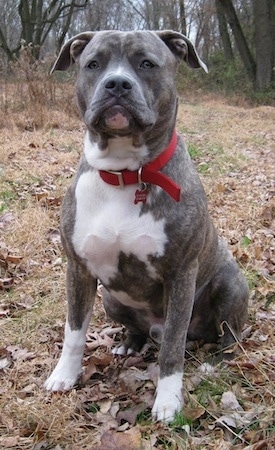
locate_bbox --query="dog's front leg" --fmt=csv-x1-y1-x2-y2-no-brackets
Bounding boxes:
44,260,97,392
152,261,198,423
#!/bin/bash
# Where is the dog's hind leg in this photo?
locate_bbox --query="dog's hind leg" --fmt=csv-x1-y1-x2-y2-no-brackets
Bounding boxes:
214,260,249,353
189,256,249,358
102,288,148,354
44,260,97,391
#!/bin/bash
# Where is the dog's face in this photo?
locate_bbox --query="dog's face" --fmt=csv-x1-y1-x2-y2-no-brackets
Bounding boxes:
51,31,207,146
76,31,176,137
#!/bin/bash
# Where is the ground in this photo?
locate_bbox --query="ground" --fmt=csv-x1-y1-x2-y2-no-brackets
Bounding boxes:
0,85,274,449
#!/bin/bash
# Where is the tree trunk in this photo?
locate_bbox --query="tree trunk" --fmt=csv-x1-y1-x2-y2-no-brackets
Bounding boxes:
215,0,234,61
57,1,76,51
179,0,187,35
0,27,16,60
19,0,34,45
152,0,161,29
252,0,275,91
218,0,256,84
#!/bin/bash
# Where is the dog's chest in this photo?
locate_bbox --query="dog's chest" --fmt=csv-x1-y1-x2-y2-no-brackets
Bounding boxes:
72,171,168,284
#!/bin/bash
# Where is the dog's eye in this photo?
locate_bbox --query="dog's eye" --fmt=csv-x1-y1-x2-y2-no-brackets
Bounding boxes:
88,60,99,69
140,60,155,69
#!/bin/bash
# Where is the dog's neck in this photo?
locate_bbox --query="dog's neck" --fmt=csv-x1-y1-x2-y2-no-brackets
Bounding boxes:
84,129,181,202
84,132,150,171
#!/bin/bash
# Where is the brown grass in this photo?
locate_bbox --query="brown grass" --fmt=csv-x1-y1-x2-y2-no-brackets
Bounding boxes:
0,75,274,449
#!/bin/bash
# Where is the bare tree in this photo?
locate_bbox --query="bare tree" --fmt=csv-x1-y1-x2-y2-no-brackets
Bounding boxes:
217,0,275,90
0,0,88,61
217,0,256,83
178,0,187,34
252,0,275,91
215,0,233,60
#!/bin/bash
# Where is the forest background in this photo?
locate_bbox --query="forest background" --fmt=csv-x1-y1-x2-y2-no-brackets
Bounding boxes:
0,0,275,99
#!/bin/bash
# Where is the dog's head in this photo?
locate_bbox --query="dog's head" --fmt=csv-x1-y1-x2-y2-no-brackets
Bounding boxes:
51,30,207,146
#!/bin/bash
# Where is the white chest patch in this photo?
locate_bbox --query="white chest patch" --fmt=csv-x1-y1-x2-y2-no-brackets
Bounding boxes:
84,132,149,171
72,171,168,285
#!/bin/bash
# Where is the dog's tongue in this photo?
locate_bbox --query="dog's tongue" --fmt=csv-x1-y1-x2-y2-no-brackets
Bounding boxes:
104,106,130,130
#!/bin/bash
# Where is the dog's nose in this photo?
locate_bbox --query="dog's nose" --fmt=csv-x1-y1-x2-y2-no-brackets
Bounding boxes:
104,75,133,97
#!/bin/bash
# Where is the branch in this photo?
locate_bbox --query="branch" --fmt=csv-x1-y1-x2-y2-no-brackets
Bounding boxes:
0,26,16,60
41,0,88,46
125,0,147,22
43,0,88,25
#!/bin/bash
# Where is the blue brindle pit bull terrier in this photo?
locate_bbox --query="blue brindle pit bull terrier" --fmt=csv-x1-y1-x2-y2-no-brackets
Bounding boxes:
45,30,249,422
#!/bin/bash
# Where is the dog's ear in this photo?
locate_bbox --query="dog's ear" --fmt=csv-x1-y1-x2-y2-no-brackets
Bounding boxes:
50,32,95,73
156,30,208,73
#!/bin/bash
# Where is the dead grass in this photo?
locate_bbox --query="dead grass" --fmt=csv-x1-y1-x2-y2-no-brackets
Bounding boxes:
0,81,274,449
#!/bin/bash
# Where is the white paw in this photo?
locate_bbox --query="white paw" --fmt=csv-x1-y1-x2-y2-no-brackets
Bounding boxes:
44,362,81,392
112,344,134,355
152,372,183,423
44,317,90,392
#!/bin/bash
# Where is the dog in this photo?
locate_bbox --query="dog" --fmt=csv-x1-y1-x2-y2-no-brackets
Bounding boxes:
44,30,249,423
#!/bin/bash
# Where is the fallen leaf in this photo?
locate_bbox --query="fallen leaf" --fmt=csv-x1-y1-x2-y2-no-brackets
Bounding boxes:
220,391,243,411
123,355,145,368
86,331,114,351
117,403,146,425
34,191,48,201
0,436,19,448
0,348,12,370
81,359,97,383
144,362,159,386
45,196,62,207
117,368,148,392
140,433,158,450
226,359,259,369
0,212,14,229
82,354,113,383
96,426,142,450
99,326,124,337
0,413,14,430
20,382,37,395
94,412,118,430
6,254,24,264
99,399,113,414
116,422,130,431
256,311,275,321
6,345,35,361
138,388,155,409
110,402,120,418
17,294,36,308
216,414,239,428
183,406,205,421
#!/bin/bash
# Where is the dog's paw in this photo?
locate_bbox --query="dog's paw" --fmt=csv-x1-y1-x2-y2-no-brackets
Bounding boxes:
152,372,183,423
44,375,76,392
44,364,80,392
112,344,135,355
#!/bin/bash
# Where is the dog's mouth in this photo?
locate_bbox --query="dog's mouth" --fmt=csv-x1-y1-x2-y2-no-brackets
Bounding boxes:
100,105,133,132
85,99,156,136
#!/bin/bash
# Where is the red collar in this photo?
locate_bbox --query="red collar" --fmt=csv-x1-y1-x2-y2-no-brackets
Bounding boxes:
99,130,181,202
